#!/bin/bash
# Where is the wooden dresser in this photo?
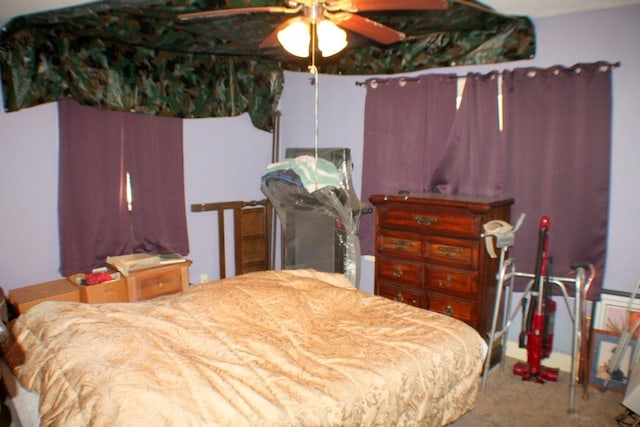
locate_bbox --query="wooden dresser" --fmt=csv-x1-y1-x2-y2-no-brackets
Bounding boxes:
370,193,513,362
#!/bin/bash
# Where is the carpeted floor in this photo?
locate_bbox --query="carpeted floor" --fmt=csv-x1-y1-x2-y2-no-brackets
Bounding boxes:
452,358,630,427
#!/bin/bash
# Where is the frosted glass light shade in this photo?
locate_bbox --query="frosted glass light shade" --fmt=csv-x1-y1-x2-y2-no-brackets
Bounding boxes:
277,20,310,58
317,20,347,57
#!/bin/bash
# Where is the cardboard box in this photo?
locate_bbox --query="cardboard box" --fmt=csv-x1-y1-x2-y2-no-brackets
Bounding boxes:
68,273,128,303
9,279,80,314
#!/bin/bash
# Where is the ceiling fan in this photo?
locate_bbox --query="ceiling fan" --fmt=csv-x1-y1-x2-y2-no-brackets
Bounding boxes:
179,0,450,58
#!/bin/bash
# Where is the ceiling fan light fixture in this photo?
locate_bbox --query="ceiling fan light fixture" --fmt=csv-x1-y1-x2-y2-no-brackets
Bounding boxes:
277,20,310,57
317,20,347,57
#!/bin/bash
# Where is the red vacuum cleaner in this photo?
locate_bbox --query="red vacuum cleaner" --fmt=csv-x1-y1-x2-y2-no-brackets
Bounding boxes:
513,216,559,383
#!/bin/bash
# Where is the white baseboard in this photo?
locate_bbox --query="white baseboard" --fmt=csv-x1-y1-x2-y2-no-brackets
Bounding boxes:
505,340,573,373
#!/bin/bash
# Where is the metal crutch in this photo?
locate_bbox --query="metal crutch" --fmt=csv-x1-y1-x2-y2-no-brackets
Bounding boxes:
568,262,594,413
481,214,525,389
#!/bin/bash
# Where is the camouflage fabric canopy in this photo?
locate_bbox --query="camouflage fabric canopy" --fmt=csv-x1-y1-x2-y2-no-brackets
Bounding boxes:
0,0,535,131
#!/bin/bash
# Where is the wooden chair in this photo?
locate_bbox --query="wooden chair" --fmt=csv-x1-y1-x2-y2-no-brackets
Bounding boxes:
191,199,272,279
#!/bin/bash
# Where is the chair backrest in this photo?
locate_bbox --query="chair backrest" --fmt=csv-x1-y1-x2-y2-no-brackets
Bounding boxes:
191,199,272,279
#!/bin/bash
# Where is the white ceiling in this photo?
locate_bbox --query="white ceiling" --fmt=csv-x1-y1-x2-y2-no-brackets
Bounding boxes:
1,0,640,24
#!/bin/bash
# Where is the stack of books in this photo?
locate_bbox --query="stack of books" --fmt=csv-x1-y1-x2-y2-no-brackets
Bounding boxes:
106,253,185,276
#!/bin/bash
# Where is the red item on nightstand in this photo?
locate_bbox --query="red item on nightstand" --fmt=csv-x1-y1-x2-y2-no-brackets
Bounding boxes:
84,272,114,285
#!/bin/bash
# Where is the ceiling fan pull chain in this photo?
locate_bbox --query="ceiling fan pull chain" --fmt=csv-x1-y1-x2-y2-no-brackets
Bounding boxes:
308,64,320,188
310,22,320,187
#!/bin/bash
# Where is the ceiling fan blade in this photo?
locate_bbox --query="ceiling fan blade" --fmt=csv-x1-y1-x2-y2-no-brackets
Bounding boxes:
179,6,300,21
259,17,300,49
328,12,405,45
345,0,448,12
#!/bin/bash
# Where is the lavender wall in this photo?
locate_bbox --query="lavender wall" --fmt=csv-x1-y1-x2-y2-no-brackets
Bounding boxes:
183,115,272,282
0,103,60,287
0,5,638,355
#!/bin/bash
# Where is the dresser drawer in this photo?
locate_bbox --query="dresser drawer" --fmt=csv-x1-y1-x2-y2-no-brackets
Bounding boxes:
427,293,476,326
426,266,478,298
377,231,423,259
376,258,423,289
425,237,478,268
378,206,479,238
377,283,424,308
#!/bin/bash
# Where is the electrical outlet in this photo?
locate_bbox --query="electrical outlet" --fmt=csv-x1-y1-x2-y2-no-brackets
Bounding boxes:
200,273,208,283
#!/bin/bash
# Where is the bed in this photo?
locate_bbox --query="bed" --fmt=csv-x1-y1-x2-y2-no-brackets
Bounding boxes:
2,269,486,426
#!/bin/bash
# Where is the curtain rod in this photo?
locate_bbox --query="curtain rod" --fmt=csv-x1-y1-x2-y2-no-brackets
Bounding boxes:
354,61,621,86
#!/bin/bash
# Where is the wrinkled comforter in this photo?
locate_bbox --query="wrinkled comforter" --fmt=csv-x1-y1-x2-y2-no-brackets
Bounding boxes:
5,269,486,426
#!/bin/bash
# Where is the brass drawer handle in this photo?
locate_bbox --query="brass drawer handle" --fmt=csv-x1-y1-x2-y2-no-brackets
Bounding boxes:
437,246,463,257
444,305,454,316
438,274,452,288
393,268,403,278
415,215,438,226
394,292,417,306
395,292,404,303
391,239,412,249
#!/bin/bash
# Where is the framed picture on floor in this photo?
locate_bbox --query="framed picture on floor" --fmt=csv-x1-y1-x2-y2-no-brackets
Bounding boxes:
589,329,637,393
594,291,640,338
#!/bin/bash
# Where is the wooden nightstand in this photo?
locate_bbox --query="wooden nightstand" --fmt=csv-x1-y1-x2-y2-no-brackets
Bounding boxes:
8,279,80,314
125,260,191,302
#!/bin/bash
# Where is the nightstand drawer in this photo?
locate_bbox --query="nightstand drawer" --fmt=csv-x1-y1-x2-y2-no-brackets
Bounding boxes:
378,207,479,238
126,261,191,301
134,269,182,300
426,266,478,298
376,258,423,288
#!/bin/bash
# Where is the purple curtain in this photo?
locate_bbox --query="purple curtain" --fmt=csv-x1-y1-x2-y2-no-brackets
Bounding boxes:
124,113,189,254
58,99,189,276
503,63,612,297
359,75,457,254
361,62,612,297
428,72,507,196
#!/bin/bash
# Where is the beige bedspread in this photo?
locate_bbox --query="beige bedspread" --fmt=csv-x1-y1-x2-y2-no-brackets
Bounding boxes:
4,269,486,426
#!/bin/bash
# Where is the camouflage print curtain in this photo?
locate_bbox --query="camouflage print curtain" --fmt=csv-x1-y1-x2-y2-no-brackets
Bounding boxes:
0,27,285,132
0,1,535,131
